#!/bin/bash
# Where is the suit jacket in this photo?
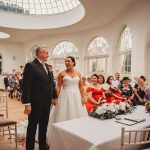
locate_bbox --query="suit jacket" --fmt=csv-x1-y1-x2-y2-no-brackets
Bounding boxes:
22,58,58,107
4,77,9,87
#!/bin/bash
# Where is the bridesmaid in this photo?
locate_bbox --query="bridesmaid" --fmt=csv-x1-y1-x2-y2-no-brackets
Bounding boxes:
86,74,104,113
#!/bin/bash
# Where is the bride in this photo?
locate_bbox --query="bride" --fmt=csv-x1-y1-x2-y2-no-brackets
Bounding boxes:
51,56,87,121
47,56,87,143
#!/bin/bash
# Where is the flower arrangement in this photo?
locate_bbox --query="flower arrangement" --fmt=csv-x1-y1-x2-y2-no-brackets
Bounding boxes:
90,100,135,120
145,101,150,113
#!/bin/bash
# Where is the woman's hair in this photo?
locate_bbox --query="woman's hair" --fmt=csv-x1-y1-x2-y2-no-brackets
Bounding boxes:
67,56,76,66
106,76,114,85
122,76,130,81
91,74,99,80
140,75,146,81
98,74,105,84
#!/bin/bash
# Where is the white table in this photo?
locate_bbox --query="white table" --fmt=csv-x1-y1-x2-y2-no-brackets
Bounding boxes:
49,106,150,150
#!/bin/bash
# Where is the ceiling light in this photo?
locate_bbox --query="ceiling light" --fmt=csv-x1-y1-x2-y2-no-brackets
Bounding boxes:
0,32,10,39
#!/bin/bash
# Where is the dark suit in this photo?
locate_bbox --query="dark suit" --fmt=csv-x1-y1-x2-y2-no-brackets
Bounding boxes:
4,77,10,89
22,58,58,150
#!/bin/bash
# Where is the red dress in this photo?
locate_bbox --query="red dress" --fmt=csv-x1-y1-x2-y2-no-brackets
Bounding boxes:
86,87,104,113
104,87,123,103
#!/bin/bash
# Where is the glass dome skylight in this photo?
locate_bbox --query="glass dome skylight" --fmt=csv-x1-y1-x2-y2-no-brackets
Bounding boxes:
0,0,80,15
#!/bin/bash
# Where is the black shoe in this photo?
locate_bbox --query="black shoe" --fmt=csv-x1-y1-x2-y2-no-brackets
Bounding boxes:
39,144,49,150
45,144,49,150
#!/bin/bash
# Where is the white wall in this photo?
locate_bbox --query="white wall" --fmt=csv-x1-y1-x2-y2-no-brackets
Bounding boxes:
79,0,150,80
22,32,88,75
0,41,25,73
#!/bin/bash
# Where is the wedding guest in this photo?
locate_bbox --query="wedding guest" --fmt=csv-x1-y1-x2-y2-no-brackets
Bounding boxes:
115,72,122,88
134,76,146,105
98,74,105,84
47,64,56,87
104,76,123,103
4,74,10,90
86,74,104,113
115,72,120,81
120,77,135,105
87,76,91,85
134,77,150,100
19,65,24,73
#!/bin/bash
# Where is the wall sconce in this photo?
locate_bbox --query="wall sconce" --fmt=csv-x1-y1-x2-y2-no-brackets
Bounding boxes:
13,56,16,60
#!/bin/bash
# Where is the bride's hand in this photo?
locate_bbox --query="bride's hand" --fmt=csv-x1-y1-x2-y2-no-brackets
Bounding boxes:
52,99,58,106
81,97,85,106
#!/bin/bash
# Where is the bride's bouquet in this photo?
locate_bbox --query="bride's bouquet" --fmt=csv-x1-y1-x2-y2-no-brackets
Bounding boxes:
90,100,135,120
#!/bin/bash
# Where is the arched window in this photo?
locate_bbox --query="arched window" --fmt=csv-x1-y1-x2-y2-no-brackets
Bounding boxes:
86,37,109,76
50,41,79,74
28,45,38,62
118,26,132,77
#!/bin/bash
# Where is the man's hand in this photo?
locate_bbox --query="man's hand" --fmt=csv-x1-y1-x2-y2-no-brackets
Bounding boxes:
52,99,58,106
24,105,32,115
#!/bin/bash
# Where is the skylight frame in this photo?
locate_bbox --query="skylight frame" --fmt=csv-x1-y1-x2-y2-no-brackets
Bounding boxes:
0,0,80,15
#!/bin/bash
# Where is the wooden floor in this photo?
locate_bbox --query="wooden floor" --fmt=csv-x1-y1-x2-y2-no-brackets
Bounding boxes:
0,92,38,150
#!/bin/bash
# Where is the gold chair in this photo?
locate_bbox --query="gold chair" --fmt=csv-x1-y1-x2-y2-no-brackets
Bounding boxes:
0,95,8,135
0,95,8,118
0,118,18,148
121,127,150,150
0,95,18,148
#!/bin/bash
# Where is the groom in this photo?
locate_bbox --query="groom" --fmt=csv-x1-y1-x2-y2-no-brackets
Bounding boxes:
22,45,58,150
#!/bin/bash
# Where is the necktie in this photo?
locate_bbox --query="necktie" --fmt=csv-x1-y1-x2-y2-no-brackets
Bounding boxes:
41,63,48,74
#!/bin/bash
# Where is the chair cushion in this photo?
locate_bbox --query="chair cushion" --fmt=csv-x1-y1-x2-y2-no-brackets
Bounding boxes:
0,114,4,117
0,118,17,126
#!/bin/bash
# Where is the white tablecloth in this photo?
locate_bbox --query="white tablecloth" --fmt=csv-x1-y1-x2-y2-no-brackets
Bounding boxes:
49,106,150,150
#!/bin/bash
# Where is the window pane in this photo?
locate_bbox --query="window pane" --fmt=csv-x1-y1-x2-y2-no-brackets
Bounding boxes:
88,58,97,74
120,27,133,51
118,52,131,77
97,58,105,74
55,59,66,74
0,0,80,14
28,45,38,62
118,26,132,77
52,41,78,57
88,37,109,56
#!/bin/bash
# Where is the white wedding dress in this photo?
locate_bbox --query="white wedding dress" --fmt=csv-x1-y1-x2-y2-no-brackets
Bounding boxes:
47,75,87,143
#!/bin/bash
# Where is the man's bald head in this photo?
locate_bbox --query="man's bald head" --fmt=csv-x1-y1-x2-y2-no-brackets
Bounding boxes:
35,45,49,62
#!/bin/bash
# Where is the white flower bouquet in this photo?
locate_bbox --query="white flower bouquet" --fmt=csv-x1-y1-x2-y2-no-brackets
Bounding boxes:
90,100,135,120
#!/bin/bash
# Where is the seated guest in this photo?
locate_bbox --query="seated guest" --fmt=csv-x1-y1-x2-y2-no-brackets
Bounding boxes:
134,76,146,105
114,72,122,88
134,77,150,101
86,74,104,113
98,74,105,85
4,74,10,90
87,76,91,86
119,77,135,105
104,76,123,103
